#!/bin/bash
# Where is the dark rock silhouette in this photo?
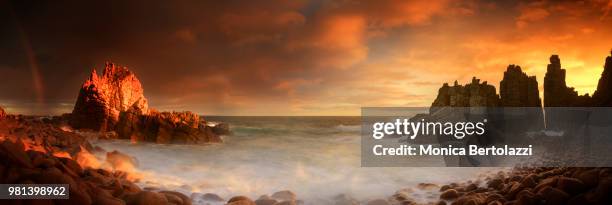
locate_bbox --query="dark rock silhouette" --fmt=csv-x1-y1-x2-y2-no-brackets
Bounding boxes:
116,109,222,144
500,65,541,107
591,51,612,106
431,77,499,113
71,62,149,131
543,55,590,107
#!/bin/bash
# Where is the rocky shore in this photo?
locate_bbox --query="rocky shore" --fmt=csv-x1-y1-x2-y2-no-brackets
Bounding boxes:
0,112,192,205
435,167,612,205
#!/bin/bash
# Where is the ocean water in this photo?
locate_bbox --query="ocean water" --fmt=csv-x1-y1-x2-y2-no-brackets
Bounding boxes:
92,116,502,204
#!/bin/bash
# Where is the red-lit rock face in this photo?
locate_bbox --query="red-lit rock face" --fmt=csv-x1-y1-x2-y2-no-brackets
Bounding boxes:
0,106,5,119
71,62,149,131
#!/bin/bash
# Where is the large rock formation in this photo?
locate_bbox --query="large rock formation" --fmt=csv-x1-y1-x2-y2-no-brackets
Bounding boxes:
591,51,612,106
0,106,5,119
116,109,222,144
500,65,541,107
431,77,500,113
71,62,149,131
71,62,223,144
543,55,590,107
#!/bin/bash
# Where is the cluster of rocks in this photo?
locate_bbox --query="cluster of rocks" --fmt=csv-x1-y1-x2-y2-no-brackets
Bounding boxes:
0,110,192,205
431,77,500,113
200,190,395,205
68,62,226,144
432,50,612,109
116,109,222,144
431,66,540,111
436,167,611,205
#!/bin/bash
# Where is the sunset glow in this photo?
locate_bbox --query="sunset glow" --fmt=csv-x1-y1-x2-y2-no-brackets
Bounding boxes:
1,0,612,115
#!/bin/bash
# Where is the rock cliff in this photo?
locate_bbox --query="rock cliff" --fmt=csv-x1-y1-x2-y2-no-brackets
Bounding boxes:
500,65,541,107
591,51,612,106
70,62,223,144
543,55,590,107
71,62,149,131
431,77,500,113
0,106,5,119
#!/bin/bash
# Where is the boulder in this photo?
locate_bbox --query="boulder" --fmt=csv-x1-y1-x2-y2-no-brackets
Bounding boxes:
254,195,277,205
227,196,256,205
71,62,149,131
271,190,297,202
201,193,224,202
440,189,460,200
537,187,569,205
123,191,168,205
556,177,586,195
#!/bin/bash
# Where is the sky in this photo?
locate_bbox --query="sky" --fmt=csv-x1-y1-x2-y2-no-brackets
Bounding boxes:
1,0,612,116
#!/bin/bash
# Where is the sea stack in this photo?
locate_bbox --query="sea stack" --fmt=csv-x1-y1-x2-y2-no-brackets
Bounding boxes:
499,65,541,107
543,55,590,107
70,62,223,144
591,50,612,106
430,77,500,114
71,62,149,131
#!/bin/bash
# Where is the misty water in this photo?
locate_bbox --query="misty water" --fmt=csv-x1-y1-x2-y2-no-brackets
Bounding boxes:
92,116,502,204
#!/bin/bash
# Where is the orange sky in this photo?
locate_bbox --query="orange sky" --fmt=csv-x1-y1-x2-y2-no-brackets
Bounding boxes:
2,0,612,115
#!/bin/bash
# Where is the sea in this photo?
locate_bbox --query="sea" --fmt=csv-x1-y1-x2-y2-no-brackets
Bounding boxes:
92,116,503,204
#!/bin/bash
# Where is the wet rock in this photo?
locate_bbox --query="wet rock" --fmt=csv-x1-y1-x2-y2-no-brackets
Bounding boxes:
487,178,504,190
211,122,230,135
575,169,599,188
519,174,537,189
593,177,612,203
116,110,222,144
366,199,390,205
333,194,359,205
274,201,296,205
106,150,138,170
160,191,191,205
484,193,505,204
515,190,539,205
254,195,277,205
440,189,460,200
228,196,256,205
271,190,297,202
201,193,224,201
537,187,569,205
123,191,168,205
556,177,586,195
440,185,452,192
533,176,557,193
0,140,33,168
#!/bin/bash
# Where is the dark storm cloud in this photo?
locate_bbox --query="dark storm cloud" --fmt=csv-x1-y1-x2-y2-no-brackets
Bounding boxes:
2,0,612,115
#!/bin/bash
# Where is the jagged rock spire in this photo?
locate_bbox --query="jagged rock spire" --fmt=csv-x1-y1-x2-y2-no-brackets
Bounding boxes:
71,62,149,131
